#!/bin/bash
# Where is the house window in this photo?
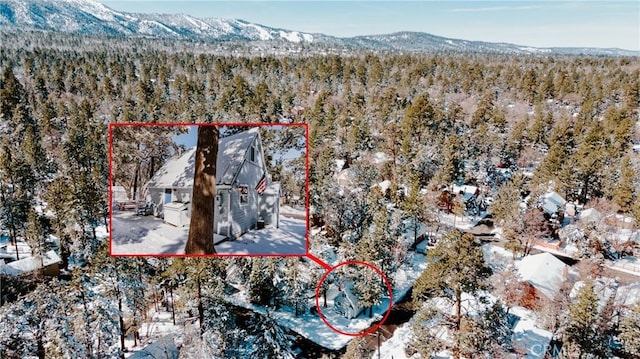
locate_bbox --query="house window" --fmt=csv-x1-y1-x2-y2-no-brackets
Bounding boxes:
238,185,248,205
250,145,256,163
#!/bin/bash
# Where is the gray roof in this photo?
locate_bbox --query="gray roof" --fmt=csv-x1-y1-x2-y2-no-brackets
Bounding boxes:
129,336,179,359
147,128,259,188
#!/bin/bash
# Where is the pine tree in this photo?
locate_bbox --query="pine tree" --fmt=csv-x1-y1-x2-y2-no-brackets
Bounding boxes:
619,301,640,356
25,208,49,271
490,173,525,257
612,156,637,212
247,258,276,306
353,263,383,318
413,230,492,359
434,134,463,185
0,65,26,121
460,301,513,356
246,312,296,359
185,126,219,254
0,141,34,260
521,207,551,256
282,258,307,316
402,175,426,247
343,336,373,359
564,281,604,358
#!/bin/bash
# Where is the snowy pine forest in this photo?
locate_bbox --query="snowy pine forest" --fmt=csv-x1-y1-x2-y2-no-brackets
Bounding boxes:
0,27,640,359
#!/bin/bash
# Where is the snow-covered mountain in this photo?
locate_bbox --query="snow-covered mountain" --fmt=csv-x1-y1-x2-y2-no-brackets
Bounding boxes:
0,0,316,43
1,0,638,56
344,32,639,57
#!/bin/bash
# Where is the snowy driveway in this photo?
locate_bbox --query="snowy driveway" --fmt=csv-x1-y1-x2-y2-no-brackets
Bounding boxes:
111,212,306,255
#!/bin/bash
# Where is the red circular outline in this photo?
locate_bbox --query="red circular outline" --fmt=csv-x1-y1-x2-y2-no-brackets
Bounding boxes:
314,260,393,337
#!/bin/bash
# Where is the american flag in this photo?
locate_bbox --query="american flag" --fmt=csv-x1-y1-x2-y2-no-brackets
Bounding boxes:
255,173,267,195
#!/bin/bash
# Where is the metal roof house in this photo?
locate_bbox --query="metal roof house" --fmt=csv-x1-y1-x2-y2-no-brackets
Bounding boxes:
145,128,280,240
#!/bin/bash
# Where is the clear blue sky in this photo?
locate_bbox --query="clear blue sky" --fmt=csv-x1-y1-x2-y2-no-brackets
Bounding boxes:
100,1,639,50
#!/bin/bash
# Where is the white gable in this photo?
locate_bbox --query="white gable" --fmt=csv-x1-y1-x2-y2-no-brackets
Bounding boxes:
147,128,260,188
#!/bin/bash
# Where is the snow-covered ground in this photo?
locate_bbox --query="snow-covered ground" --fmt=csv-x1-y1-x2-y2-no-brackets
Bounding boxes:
111,211,306,255
437,211,486,231
227,252,427,350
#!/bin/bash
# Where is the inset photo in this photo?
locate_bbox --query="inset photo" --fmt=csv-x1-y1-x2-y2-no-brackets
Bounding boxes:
109,123,308,256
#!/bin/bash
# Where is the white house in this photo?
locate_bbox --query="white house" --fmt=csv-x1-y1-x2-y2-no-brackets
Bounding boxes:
145,128,280,240
334,282,362,319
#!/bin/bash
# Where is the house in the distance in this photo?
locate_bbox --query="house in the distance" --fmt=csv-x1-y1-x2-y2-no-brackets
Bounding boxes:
145,128,280,240
0,250,62,277
334,282,362,319
515,252,572,306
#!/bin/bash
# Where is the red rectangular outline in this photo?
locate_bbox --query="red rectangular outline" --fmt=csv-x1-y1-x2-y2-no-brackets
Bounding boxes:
108,122,309,258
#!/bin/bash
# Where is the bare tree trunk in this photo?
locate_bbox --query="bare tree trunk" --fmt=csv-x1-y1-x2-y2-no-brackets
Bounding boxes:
132,162,140,201
119,296,126,358
169,285,176,325
185,126,219,254
454,289,461,359
197,276,204,337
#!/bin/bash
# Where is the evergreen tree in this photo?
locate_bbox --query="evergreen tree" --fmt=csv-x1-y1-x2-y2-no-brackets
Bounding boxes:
619,302,640,356
343,336,374,359
564,281,605,358
0,65,26,121
247,258,276,306
413,230,492,359
282,258,308,316
460,301,513,356
402,175,426,246
0,141,34,259
25,208,49,269
434,134,463,185
246,312,296,359
353,264,383,318
612,156,637,212
490,173,525,257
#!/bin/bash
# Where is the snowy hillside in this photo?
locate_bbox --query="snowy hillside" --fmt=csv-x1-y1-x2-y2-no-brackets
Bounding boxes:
1,0,637,56
0,0,316,43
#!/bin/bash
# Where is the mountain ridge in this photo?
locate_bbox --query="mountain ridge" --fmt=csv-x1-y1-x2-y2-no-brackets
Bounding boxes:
1,0,637,56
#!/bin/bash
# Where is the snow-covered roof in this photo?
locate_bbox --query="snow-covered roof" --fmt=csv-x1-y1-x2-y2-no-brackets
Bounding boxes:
372,152,390,164
579,208,602,223
515,252,569,299
616,282,640,307
570,278,618,309
128,336,179,359
0,262,21,275
545,191,566,207
452,184,478,202
146,128,259,188
541,191,566,215
541,202,559,216
375,180,391,193
5,250,61,274
334,282,360,317
510,306,553,358
336,168,355,187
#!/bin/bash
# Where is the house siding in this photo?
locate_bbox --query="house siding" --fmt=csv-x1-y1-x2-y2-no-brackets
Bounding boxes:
144,129,279,240
228,187,259,238
148,187,192,216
